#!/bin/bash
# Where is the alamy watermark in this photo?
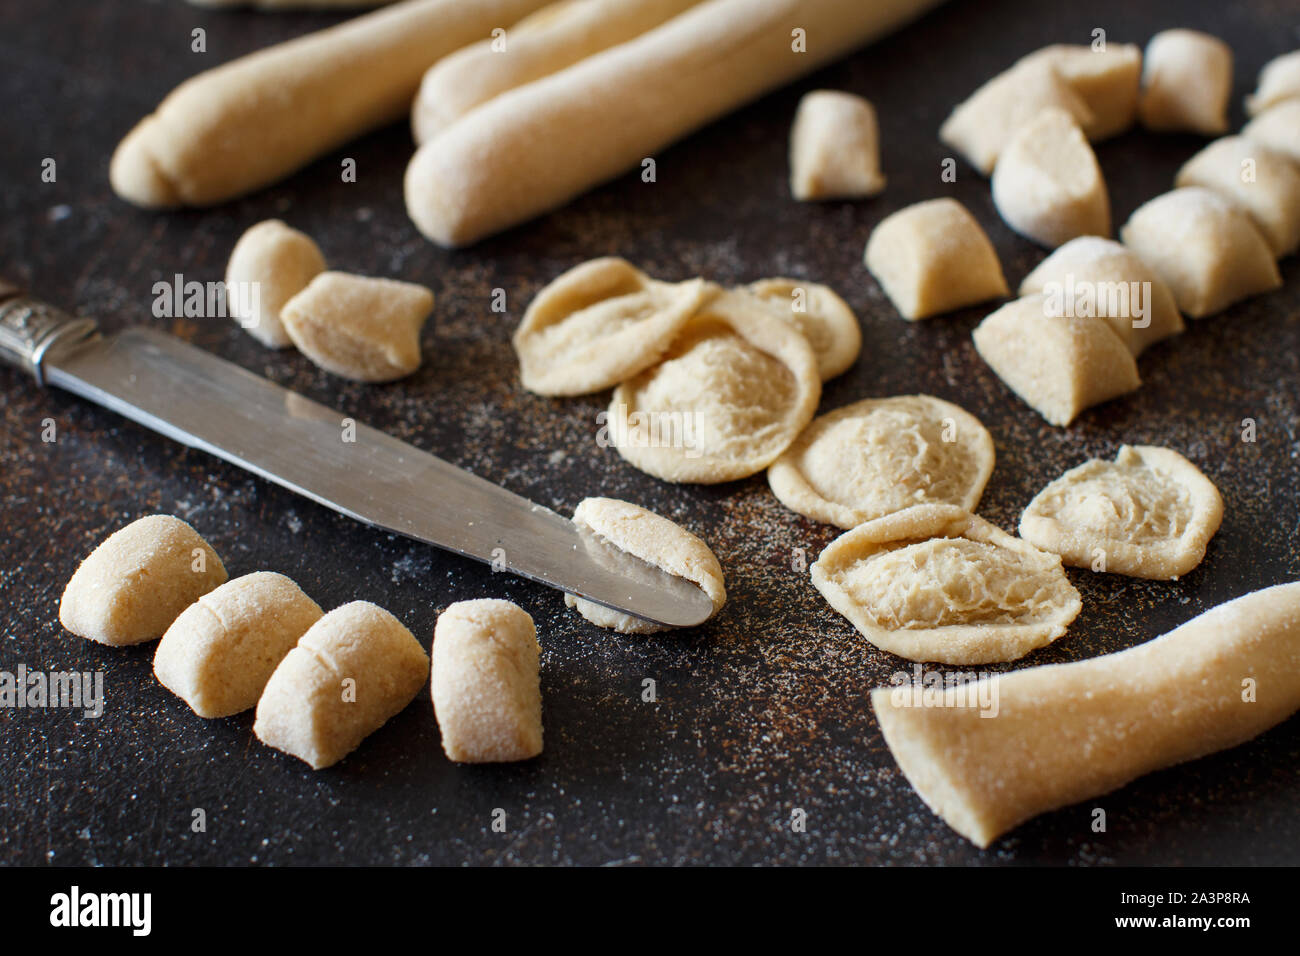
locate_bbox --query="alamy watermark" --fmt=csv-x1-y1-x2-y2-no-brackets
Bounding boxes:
0,665,104,718
152,274,260,325
596,404,704,458
1042,273,1151,329
887,663,999,718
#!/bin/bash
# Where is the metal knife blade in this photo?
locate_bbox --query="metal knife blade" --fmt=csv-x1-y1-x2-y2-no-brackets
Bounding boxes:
10,312,714,628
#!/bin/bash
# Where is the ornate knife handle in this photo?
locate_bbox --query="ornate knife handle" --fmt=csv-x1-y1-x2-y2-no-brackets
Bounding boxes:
0,280,99,386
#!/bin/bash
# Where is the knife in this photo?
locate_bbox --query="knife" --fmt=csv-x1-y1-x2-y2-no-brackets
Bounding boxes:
0,281,715,628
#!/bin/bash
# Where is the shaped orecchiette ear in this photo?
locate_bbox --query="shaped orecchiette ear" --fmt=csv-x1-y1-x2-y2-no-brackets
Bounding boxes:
743,278,861,381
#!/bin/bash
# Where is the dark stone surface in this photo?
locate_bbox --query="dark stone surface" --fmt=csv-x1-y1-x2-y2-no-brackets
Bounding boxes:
1,0,1298,866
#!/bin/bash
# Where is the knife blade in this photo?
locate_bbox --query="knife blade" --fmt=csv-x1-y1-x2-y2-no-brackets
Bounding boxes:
0,285,716,629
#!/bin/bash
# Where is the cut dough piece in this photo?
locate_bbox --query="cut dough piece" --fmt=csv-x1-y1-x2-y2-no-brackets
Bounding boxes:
790,90,886,200
768,395,995,529
564,497,726,634
59,515,228,647
1120,188,1282,318
864,198,1009,320
1018,236,1184,356
811,504,1081,665
254,601,429,769
225,220,326,348
972,295,1140,427
1019,445,1223,580
744,278,860,380
1175,135,1300,257
513,257,712,396
939,59,1094,176
991,107,1110,249
872,581,1300,848
154,571,323,718
1246,49,1300,116
431,599,542,763
281,272,434,382
607,290,820,483
1242,100,1300,164
1138,29,1232,135
1016,43,1142,140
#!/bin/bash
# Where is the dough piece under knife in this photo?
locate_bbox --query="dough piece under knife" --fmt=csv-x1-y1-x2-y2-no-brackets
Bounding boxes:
565,497,726,634
513,257,712,396
225,220,326,349
768,395,994,529
412,0,703,143
872,581,1300,848
1019,445,1223,580
607,290,820,484
743,278,860,380
811,504,1081,665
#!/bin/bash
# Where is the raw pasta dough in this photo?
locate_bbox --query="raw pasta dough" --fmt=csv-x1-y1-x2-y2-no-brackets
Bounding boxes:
1120,188,1281,318
1138,29,1232,135
225,220,326,349
1015,43,1142,141
607,290,820,483
789,90,885,200
1174,136,1300,258
565,497,726,634
1246,50,1300,116
873,581,1300,847
1018,236,1184,356
59,515,227,647
513,257,712,396
1242,100,1300,164
431,599,543,763
1019,445,1223,580
743,278,860,380
768,395,994,529
811,504,1081,665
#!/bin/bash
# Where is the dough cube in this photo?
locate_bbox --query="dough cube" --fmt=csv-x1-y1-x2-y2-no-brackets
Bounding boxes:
154,571,323,718
940,59,1094,176
225,220,326,349
1120,188,1282,318
789,90,885,200
281,271,433,383
254,601,429,769
991,107,1110,248
1016,43,1142,140
864,198,1008,319
59,515,227,646
431,599,543,763
1138,29,1232,134
972,295,1140,426
1018,236,1184,356
1246,49,1300,116
1242,100,1300,164
1175,135,1300,257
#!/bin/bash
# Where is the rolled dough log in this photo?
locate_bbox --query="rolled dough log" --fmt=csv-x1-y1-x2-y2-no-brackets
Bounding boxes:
405,0,948,246
111,0,552,207
872,581,1300,848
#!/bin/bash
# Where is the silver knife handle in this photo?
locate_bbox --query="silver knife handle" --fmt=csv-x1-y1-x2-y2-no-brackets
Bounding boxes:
0,282,99,386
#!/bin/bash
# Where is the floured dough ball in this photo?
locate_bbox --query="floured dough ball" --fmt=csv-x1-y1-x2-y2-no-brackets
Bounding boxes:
1246,50,1300,116
768,395,994,529
431,599,542,763
513,257,713,396
1020,445,1223,580
991,107,1110,248
972,295,1140,427
744,278,860,380
1175,136,1300,257
60,515,228,646
1019,236,1184,356
607,290,820,483
1138,29,1232,134
225,220,326,348
789,90,885,200
281,272,433,382
864,198,1008,320
1242,100,1300,164
1120,188,1282,318
940,59,1094,176
811,504,1081,665
1016,43,1142,140
154,572,323,718
254,601,428,769
564,497,726,634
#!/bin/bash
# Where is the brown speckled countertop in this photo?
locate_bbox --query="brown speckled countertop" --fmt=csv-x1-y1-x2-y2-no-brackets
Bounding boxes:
1,0,1297,865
